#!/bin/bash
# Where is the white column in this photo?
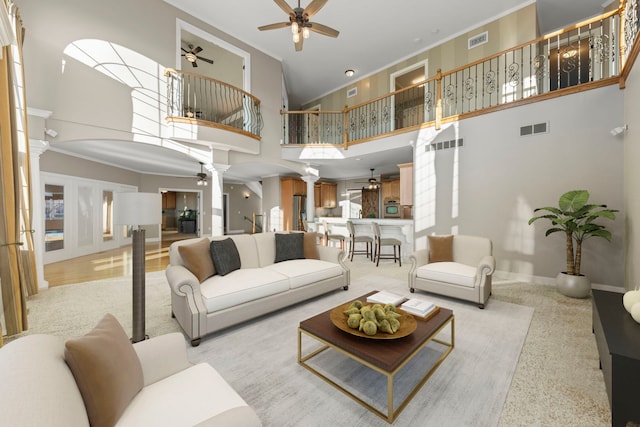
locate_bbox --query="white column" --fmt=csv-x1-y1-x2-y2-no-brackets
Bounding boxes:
209,163,230,236
301,175,319,222
29,138,50,290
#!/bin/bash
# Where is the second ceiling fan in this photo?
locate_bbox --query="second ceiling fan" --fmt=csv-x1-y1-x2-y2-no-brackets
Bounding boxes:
258,0,339,52
181,44,214,67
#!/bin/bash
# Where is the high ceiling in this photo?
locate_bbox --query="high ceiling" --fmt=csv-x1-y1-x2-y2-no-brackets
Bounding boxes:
50,0,610,183
165,0,608,108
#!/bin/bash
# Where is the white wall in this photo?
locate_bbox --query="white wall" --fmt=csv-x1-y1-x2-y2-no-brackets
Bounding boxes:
413,85,625,288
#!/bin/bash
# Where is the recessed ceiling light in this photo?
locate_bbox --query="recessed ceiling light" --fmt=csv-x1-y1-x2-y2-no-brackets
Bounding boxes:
345,69,355,77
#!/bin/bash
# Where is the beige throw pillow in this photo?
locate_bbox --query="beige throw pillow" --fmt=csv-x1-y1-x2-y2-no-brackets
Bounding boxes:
64,313,144,427
178,238,216,282
428,235,454,263
303,232,320,259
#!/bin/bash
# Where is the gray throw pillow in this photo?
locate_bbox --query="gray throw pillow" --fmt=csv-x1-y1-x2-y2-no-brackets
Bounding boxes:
275,232,305,263
210,238,241,276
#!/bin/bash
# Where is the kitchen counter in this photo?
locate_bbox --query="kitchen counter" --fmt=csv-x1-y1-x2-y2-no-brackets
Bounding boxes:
310,217,414,261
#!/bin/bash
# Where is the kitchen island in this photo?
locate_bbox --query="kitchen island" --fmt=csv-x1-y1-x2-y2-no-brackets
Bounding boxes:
310,218,414,261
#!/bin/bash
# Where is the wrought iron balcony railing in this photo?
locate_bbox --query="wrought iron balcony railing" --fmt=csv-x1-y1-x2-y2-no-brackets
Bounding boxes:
164,69,263,139
283,3,639,147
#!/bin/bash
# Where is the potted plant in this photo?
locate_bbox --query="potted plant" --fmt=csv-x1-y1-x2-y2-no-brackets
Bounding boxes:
528,190,617,298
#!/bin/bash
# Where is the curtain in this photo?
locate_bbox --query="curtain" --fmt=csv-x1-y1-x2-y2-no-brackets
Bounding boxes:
0,0,37,347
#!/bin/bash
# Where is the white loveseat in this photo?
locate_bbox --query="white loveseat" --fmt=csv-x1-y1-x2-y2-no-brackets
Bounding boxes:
408,235,496,308
0,332,261,426
166,232,350,346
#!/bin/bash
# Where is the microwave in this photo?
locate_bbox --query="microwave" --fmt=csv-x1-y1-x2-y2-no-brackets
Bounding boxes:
383,201,401,218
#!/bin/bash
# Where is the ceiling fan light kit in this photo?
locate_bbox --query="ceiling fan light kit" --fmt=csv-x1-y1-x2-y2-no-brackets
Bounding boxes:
367,168,380,190
181,44,214,67
258,0,339,51
196,162,208,186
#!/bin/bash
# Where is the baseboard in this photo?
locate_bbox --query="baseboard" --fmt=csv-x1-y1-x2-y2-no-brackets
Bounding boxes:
493,270,625,293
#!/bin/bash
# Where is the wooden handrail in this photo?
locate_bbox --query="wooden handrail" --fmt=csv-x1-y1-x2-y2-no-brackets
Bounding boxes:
164,68,261,106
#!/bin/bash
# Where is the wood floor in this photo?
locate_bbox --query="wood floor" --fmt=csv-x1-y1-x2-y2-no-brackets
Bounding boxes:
43,232,196,287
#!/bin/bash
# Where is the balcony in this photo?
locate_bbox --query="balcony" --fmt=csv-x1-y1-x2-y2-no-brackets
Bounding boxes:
161,2,640,155
282,5,639,148
164,69,263,153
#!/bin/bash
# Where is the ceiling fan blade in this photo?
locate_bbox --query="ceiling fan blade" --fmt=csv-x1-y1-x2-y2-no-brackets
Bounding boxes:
258,22,291,31
294,36,303,52
273,0,294,15
181,47,189,53
192,46,203,54
196,55,214,64
191,61,198,68
304,0,327,18
308,22,339,38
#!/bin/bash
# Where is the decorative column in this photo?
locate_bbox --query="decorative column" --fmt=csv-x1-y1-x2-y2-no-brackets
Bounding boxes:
29,138,49,290
301,175,319,223
209,163,230,236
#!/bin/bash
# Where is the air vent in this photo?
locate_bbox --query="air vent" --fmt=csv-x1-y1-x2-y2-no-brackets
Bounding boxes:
520,122,549,137
347,87,357,98
426,138,464,152
468,31,488,49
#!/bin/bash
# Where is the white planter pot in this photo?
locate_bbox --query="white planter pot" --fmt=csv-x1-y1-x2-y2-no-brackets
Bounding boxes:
556,272,591,298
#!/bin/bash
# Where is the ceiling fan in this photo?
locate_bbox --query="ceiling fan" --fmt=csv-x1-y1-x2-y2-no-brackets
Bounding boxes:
181,44,214,67
356,168,380,190
258,0,339,52
196,162,208,186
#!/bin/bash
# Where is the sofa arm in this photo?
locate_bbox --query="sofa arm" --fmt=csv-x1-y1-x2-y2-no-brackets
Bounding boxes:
408,249,429,289
166,265,203,299
133,332,192,387
478,255,496,277
317,245,350,288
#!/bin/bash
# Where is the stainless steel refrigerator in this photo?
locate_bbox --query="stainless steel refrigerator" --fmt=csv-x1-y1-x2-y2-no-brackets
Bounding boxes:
292,195,306,231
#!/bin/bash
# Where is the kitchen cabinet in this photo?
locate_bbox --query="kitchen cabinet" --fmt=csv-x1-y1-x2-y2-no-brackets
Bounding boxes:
162,191,176,209
398,162,413,206
320,182,337,208
314,183,321,208
281,177,306,196
381,179,400,201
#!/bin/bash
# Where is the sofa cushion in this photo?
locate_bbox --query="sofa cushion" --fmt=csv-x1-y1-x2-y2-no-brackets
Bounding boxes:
200,268,290,312
252,232,276,267
417,262,477,288
275,232,304,263
64,313,144,427
303,232,320,259
0,334,90,427
117,363,258,427
178,238,216,282
210,238,241,276
266,259,343,289
428,235,454,263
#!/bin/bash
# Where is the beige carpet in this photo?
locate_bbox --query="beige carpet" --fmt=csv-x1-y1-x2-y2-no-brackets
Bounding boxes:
6,257,611,425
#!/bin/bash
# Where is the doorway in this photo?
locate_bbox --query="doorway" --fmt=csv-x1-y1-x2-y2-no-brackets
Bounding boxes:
389,60,428,131
160,188,202,245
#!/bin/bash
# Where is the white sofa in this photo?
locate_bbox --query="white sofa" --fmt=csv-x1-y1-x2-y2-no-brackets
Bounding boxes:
408,235,496,308
166,232,350,346
0,332,261,427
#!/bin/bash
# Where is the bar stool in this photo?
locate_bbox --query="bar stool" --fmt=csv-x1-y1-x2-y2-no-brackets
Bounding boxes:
371,222,402,267
346,220,373,261
323,221,345,250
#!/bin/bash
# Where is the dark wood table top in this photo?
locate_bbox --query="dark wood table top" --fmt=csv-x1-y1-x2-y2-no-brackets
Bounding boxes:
299,291,454,372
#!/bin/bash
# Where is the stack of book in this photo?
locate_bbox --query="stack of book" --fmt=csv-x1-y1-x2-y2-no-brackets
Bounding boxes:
366,291,407,306
401,298,438,317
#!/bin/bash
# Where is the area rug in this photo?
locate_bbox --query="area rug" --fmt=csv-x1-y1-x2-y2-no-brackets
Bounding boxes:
9,271,181,341
14,271,532,426
187,275,534,426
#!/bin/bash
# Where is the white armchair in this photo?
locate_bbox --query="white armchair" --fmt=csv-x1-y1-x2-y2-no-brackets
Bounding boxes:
408,235,496,309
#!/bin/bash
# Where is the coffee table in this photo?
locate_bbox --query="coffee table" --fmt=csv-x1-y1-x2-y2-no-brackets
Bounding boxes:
297,291,454,423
